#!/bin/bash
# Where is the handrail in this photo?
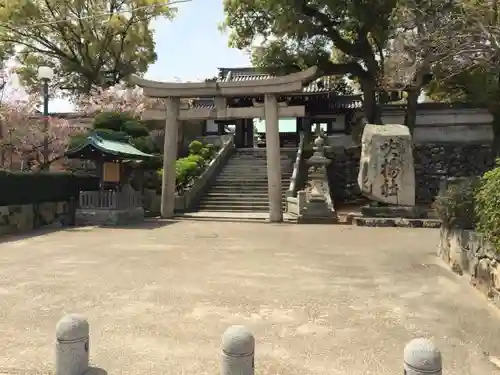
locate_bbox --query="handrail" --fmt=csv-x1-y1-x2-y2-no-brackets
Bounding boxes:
287,131,305,197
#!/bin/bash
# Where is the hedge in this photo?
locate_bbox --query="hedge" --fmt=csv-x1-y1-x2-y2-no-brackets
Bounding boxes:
0,171,100,206
433,177,477,230
475,161,500,253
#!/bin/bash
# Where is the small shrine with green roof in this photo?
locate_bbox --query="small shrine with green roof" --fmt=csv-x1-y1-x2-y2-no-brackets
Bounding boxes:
65,131,157,225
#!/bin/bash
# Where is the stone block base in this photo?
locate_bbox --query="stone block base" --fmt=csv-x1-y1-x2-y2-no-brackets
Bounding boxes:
298,199,338,224
353,217,441,228
76,207,144,226
360,205,426,219
297,216,339,224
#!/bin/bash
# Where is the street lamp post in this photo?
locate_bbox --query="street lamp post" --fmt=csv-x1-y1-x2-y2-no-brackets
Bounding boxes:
37,66,54,171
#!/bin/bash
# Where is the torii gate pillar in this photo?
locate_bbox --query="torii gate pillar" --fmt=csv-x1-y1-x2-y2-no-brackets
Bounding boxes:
264,94,282,222
161,97,180,219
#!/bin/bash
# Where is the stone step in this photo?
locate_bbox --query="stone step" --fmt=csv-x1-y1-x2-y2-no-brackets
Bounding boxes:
226,162,292,166
218,173,292,178
196,205,287,212
200,198,286,204
204,192,287,198
215,177,291,182
234,151,295,155
198,199,271,206
213,182,290,187
220,172,292,176
223,164,292,169
228,160,291,164
198,203,285,212
210,185,289,190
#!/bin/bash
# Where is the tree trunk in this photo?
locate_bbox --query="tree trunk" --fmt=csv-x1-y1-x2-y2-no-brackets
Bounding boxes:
361,79,382,124
404,89,420,135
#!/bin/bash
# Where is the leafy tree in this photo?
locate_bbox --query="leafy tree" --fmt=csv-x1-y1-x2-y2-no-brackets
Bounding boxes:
426,0,500,154
427,68,500,154
381,0,460,133
222,0,398,123
0,0,174,96
222,0,467,132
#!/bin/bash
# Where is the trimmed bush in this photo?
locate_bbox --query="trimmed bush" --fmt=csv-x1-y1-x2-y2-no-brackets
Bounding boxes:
188,140,204,155
0,171,100,206
157,141,218,193
433,177,477,230
475,162,500,252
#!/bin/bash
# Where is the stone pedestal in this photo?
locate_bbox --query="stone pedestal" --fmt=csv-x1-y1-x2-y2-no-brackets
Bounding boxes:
360,204,426,219
75,207,145,226
298,136,338,224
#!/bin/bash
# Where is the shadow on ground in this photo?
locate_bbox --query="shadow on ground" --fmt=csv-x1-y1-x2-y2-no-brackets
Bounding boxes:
97,219,179,230
86,366,108,375
0,219,179,244
0,225,66,245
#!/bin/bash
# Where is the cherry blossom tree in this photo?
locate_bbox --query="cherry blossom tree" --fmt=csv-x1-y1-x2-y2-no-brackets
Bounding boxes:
77,82,157,118
0,94,74,171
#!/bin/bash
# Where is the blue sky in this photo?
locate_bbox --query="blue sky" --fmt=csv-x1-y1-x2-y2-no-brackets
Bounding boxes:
50,0,251,112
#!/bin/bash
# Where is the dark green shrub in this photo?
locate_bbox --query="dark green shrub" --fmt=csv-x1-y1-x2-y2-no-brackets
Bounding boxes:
0,172,99,206
475,162,500,252
93,111,135,131
94,129,129,142
122,120,149,138
433,177,477,230
205,144,216,157
130,136,155,154
188,140,204,155
68,133,89,149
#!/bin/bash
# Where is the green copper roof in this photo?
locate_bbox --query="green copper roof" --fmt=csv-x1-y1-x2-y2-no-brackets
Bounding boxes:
65,133,155,160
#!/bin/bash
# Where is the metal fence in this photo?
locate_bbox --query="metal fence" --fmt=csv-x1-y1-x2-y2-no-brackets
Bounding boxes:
79,190,142,210
55,314,443,375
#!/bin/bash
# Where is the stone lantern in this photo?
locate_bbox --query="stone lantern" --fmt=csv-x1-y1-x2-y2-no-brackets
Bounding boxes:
298,134,338,223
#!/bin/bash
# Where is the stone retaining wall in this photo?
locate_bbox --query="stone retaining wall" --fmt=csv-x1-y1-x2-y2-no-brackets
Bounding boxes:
325,143,494,205
414,143,494,203
0,201,73,236
438,228,500,303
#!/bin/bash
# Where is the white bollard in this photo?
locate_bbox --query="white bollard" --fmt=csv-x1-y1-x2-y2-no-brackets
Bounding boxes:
221,325,255,375
404,338,442,375
55,314,90,375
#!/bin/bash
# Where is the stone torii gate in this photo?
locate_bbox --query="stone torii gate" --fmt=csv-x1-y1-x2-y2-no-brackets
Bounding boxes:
130,66,318,222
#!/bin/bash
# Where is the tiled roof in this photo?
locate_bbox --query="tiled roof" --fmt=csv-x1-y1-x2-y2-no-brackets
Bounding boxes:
65,133,156,160
190,95,363,110
217,67,348,94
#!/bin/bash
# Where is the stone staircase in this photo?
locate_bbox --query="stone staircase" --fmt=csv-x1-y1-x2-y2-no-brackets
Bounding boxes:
196,149,294,212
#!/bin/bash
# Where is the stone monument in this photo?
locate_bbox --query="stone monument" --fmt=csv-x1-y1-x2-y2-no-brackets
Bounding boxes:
298,134,338,223
357,124,421,218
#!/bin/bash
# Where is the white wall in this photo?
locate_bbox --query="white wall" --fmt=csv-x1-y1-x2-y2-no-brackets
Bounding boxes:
205,120,218,133
382,108,493,143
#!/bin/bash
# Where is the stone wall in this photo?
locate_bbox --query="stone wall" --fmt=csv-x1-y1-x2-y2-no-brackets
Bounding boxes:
438,228,500,303
414,143,495,203
326,147,362,203
0,201,73,236
324,143,494,205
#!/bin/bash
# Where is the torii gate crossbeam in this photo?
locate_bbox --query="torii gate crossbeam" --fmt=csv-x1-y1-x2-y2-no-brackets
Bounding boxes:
130,66,318,222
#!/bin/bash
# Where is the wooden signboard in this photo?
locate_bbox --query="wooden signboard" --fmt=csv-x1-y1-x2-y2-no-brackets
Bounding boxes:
103,162,120,183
